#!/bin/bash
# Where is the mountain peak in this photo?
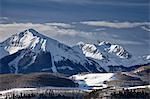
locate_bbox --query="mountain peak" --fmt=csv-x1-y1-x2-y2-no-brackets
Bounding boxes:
76,41,131,60
0,29,51,55
19,28,46,38
26,28,44,36
76,41,85,48
28,28,37,32
98,41,111,46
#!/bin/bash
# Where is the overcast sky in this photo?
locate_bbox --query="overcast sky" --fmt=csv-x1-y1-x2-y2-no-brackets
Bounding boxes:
0,0,150,56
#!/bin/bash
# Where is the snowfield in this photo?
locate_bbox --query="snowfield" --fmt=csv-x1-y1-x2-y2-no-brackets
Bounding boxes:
0,88,37,94
125,85,150,90
70,73,115,89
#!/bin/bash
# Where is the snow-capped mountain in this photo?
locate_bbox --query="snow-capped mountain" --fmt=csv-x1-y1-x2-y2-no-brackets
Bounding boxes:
76,41,130,60
0,29,103,74
0,29,149,75
73,41,150,71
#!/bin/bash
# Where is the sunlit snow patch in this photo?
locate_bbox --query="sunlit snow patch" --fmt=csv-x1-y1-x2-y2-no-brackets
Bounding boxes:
70,73,115,89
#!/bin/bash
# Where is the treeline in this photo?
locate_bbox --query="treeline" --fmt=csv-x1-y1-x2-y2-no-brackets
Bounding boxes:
2,89,86,99
84,87,150,99
4,93,82,99
111,89,149,99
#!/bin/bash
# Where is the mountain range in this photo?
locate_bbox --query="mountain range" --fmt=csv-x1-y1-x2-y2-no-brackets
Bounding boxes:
0,29,149,75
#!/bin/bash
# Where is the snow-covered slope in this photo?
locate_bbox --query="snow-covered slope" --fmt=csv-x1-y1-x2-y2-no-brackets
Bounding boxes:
70,73,115,89
76,42,105,60
70,72,144,89
99,41,130,59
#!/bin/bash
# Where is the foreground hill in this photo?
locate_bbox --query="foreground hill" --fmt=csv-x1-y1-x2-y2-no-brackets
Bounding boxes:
0,73,76,91
0,29,149,75
132,65,150,75
130,65,150,83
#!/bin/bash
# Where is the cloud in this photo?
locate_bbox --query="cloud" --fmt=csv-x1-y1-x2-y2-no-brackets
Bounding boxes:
45,23,73,28
0,17,8,20
113,39,143,45
0,17,10,24
9,0,146,6
0,22,92,43
80,21,150,29
47,0,149,6
141,26,150,32
95,28,106,31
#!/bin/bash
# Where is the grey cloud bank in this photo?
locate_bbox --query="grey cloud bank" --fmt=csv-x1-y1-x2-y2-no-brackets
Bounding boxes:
80,21,150,29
